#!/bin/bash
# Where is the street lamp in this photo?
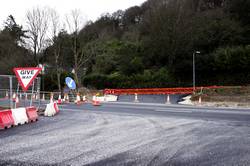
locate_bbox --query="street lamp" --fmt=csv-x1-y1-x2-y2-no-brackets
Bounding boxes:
193,51,200,93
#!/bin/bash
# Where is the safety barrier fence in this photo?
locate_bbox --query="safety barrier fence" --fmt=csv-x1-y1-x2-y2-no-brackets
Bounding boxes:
0,107,38,129
0,89,100,108
0,102,60,130
0,90,74,103
104,86,225,95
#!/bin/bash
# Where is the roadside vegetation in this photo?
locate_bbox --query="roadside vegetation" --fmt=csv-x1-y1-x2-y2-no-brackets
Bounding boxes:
192,86,250,107
0,0,249,91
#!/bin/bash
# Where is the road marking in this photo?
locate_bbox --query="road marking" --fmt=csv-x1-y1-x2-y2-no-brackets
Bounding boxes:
61,108,88,112
155,109,193,113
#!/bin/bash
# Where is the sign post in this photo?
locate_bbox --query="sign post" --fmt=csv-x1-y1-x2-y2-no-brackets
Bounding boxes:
13,67,42,92
65,77,76,90
13,67,42,107
65,77,76,102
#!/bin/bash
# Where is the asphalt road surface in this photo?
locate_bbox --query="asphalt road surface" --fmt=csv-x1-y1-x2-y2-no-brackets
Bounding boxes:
117,94,185,104
1,102,250,166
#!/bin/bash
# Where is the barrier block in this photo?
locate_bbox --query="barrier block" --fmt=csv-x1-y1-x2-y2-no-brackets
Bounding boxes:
104,95,118,102
0,110,14,129
44,103,56,117
11,108,29,125
26,107,39,122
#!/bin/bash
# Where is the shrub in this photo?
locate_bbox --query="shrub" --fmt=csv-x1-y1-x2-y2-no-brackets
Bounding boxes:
82,68,175,89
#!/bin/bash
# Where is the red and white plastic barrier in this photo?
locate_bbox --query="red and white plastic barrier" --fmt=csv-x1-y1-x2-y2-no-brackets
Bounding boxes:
44,102,59,117
0,107,39,130
11,107,29,125
26,107,39,122
0,110,14,129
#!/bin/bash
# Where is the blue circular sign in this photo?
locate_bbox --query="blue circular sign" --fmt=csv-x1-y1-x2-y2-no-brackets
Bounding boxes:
65,77,76,90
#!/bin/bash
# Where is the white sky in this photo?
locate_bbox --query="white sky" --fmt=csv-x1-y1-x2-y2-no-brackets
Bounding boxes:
0,0,146,29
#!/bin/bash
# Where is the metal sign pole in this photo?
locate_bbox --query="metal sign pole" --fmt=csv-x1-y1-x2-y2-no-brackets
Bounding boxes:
9,76,13,109
30,80,35,107
24,92,26,108
15,83,20,108
37,77,41,108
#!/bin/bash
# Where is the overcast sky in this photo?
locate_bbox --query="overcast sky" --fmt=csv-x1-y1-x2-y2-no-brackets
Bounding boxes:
0,0,146,29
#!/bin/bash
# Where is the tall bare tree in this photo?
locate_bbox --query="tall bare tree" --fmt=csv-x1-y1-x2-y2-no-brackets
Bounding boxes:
65,9,89,88
48,8,62,91
26,7,49,65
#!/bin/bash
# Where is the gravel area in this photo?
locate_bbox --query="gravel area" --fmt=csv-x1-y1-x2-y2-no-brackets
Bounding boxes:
1,107,250,166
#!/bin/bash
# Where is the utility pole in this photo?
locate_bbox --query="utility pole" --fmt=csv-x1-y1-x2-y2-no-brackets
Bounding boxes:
193,51,200,93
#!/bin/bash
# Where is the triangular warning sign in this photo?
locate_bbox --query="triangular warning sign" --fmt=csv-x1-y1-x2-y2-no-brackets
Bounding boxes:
13,67,42,91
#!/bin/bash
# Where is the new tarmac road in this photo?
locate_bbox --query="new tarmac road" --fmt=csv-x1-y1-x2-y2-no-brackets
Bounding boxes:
1,102,250,166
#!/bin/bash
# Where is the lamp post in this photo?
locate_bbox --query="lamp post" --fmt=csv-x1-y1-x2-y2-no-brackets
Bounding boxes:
193,51,200,93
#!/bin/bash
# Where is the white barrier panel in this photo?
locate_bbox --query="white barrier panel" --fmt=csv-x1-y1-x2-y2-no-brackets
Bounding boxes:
96,96,105,102
178,95,194,105
11,108,29,125
44,103,56,117
96,95,118,102
104,95,118,102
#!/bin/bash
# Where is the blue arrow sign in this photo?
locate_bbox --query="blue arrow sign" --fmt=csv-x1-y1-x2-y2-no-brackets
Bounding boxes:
65,77,76,90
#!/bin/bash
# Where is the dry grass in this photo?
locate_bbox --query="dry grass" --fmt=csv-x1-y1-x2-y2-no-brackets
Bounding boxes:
192,86,250,103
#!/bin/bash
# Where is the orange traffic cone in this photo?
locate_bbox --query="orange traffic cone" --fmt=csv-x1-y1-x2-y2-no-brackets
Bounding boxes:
63,93,66,102
165,94,170,104
12,93,16,102
198,96,202,105
36,93,39,100
15,96,19,107
50,93,54,103
42,93,45,101
64,93,69,103
5,91,9,99
82,95,87,103
134,93,139,102
57,94,62,104
75,93,81,105
32,94,36,100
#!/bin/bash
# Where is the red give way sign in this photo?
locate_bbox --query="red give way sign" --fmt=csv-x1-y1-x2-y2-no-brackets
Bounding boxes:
13,67,42,91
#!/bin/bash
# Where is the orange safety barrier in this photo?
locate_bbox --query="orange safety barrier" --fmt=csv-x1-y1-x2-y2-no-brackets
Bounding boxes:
104,86,224,95
26,107,39,122
0,110,15,129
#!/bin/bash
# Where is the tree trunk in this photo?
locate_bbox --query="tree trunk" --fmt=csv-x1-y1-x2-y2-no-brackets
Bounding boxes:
55,47,61,92
57,71,61,91
73,70,80,91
